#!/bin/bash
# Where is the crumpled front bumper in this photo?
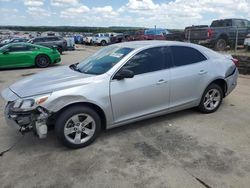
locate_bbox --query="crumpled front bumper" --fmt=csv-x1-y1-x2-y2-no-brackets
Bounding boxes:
1,88,48,137
1,88,21,130
4,103,20,130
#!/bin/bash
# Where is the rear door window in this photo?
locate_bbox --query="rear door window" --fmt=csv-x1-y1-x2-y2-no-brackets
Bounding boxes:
234,19,246,27
211,20,232,27
170,46,207,67
34,38,44,42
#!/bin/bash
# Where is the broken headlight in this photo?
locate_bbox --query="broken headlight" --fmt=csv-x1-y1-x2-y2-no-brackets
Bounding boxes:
12,94,51,111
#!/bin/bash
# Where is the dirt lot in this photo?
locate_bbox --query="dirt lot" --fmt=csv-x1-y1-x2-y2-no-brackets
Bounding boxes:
0,47,250,188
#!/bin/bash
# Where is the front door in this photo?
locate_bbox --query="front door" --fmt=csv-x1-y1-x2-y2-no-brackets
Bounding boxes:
110,47,171,123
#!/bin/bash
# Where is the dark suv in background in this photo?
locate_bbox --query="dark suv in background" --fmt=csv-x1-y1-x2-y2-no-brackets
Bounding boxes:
28,36,67,54
185,18,250,51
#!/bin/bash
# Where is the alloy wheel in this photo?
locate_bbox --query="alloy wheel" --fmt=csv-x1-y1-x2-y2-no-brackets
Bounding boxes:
203,89,221,111
64,113,96,144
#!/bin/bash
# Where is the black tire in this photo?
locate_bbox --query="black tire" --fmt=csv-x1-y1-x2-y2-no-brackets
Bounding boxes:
198,84,223,113
215,38,227,51
57,47,63,54
101,40,107,46
55,105,101,149
35,54,50,68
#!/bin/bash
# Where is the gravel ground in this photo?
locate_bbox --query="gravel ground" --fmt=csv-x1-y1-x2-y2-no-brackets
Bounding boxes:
0,46,250,188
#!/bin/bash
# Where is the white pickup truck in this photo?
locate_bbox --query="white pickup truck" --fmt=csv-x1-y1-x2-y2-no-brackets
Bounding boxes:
92,33,114,46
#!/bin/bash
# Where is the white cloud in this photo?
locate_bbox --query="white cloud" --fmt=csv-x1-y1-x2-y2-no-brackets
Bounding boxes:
117,0,250,28
0,8,18,13
24,0,44,6
2,0,250,28
27,7,50,17
51,0,80,7
60,5,90,18
92,6,118,18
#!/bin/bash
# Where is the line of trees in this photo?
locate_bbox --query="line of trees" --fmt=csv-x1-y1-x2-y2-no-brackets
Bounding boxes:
0,26,144,33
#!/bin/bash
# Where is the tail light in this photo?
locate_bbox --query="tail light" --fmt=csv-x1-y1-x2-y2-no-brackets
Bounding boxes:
207,29,213,38
232,58,239,67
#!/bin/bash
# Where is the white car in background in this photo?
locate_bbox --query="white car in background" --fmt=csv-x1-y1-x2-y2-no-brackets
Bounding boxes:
92,33,113,46
64,37,75,50
244,34,250,50
84,35,93,45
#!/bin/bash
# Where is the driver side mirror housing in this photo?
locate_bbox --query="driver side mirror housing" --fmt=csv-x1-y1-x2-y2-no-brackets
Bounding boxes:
113,68,134,80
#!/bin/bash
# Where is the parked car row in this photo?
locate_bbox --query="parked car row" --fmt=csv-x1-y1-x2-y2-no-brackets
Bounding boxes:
81,29,184,46
77,18,250,51
0,36,75,54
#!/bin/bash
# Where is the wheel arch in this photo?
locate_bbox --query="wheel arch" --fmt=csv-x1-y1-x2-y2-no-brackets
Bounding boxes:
35,53,52,64
206,78,228,97
218,33,229,43
51,102,107,130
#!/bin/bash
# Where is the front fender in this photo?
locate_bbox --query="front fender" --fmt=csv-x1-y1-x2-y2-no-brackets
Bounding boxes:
42,95,113,127
45,95,88,112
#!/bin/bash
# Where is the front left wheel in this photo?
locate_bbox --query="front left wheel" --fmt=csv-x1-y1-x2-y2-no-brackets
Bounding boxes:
55,106,101,149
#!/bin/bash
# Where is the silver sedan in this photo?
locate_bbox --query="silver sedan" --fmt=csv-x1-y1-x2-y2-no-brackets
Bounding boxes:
1,41,238,148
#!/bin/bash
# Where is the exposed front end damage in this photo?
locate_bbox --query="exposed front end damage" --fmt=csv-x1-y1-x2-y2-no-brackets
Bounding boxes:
5,102,51,138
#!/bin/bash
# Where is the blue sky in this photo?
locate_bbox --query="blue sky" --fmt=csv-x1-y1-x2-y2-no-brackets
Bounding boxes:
0,0,249,29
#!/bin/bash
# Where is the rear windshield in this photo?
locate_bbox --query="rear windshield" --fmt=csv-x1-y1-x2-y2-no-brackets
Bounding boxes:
211,20,232,27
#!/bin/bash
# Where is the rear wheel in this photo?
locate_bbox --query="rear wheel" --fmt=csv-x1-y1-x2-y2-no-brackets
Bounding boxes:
35,55,50,68
198,84,223,113
101,40,107,46
57,47,63,54
55,106,101,149
215,38,227,51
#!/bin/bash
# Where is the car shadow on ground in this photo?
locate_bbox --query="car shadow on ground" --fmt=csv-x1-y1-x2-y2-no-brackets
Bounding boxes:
4,108,198,153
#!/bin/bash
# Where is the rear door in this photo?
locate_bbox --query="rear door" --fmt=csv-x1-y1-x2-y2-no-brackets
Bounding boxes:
110,47,171,123
169,46,208,108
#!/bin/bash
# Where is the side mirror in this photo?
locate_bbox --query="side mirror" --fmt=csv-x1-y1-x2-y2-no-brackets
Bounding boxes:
114,69,134,80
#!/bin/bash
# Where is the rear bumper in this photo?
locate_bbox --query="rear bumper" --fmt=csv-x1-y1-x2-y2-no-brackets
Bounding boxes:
185,39,216,46
50,54,61,64
225,68,238,96
53,57,61,64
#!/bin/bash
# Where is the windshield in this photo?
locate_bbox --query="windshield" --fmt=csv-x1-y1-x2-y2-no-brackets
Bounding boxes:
76,45,134,75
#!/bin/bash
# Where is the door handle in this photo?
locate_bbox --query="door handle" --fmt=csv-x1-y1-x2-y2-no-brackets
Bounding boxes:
199,70,208,75
156,79,168,85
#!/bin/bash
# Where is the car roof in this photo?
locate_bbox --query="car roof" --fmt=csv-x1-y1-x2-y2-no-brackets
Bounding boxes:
2,42,49,49
113,40,198,49
113,40,222,59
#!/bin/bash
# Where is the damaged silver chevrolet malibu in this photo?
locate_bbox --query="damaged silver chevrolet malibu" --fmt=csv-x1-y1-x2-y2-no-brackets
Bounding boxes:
1,41,238,148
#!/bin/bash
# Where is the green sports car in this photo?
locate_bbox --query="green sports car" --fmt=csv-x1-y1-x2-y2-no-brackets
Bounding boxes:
0,43,61,69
